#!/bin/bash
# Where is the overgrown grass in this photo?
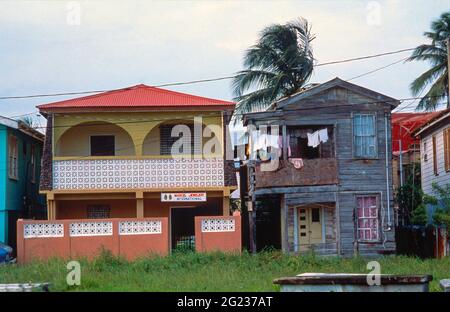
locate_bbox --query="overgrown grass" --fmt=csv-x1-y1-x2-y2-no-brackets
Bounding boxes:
1,251,449,291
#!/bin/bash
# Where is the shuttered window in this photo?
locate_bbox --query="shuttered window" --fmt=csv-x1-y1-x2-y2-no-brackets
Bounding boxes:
444,128,450,172
8,135,18,180
31,145,36,183
160,123,203,156
353,114,377,158
432,135,438,175
356,195,379,242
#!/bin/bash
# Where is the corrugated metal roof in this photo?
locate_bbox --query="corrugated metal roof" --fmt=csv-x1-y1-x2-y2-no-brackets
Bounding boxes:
391,112,441,152
37,84,235,111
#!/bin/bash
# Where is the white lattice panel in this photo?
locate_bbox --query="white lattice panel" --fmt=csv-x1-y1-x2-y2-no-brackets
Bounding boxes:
24,223,64,238
69,221,113,237
201,219,235,232
119,220,162,235
53,158,224,190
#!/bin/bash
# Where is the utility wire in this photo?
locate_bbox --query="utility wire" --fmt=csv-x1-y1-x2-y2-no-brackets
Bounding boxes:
0,47,417,101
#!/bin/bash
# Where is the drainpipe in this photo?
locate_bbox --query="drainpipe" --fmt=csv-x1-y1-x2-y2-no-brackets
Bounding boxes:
385,112,392,229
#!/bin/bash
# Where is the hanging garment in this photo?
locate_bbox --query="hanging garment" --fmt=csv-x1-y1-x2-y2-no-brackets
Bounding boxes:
277,136,292,157
289,158,304,170
307,131,320,148
318,128,329,144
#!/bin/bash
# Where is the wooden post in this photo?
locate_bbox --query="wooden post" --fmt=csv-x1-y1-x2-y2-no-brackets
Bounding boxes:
136,191,144,218
46,193,55,220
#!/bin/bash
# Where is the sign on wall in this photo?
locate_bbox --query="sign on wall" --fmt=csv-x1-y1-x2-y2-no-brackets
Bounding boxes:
161,192,207,202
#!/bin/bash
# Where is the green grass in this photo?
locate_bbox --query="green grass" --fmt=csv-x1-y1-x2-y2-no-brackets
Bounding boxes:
1,250,449,291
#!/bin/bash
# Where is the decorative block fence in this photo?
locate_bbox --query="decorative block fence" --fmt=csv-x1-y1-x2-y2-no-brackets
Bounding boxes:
16,218,169,263
17,215,242,263
195,216,241,253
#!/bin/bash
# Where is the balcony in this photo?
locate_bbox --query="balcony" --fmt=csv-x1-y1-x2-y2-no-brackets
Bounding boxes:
255,158,338,189
52,158,225,190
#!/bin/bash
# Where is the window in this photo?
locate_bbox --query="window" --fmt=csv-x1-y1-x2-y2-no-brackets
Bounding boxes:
353,114,377,158
423,141,428,162
160,123,201,156
444,129,450,171
432,135,438,175
8,135,18,180
87,205,111,219
90,135,115,156
30,145,36,183
311,208,320,222
356,196,379,242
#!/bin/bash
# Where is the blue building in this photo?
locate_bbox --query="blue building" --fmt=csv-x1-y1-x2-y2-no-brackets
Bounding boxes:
0,116,45,249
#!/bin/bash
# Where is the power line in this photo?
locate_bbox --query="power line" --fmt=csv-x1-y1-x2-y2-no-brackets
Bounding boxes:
0,47,418,101
346,57,409,81
0,94,444,132
315,47,415,67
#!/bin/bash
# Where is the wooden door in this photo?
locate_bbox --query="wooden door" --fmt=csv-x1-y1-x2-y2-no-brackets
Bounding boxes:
298,207,323,246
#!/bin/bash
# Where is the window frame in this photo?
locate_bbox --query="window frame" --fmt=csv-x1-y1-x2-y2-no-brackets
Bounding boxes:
8,135,19,180
444,128,450,172
355,194,380,243
30,144,36,183
87,205,111,219
432,134,438,176
352,113,378,159
89,135,116,156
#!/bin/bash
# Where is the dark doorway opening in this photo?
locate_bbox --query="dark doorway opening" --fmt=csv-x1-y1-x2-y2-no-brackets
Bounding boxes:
171,207,196,252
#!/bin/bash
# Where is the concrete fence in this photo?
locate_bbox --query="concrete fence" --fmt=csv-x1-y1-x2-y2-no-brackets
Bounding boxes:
195,215,241,253
16,218,169,263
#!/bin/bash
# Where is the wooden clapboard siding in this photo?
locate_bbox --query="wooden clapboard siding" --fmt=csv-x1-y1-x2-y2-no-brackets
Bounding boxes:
421,123,450,195
245,78,397,257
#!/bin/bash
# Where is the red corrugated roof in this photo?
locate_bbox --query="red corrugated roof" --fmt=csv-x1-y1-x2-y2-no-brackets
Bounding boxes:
37,84,235,112
392,112,441,152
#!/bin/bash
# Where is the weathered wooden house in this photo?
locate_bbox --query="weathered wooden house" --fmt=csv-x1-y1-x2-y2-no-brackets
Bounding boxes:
412,108,450,218
242,78,398,256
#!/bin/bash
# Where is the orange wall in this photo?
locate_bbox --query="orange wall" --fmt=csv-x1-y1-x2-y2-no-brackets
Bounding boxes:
195,216,241,253
57,199,137,219
17,218,169,263
55,193,224,220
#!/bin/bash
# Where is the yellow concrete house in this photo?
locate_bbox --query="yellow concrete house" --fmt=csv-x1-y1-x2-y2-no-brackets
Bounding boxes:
37,84,237,249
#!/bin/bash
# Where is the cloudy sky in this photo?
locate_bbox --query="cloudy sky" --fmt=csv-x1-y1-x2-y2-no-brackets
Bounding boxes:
0,0,448,126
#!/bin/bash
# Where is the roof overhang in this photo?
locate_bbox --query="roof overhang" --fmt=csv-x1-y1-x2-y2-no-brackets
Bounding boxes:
412,109,450,137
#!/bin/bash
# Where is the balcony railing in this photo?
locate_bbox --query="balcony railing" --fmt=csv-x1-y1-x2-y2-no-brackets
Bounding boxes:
255,158,338,188
52,158,224,190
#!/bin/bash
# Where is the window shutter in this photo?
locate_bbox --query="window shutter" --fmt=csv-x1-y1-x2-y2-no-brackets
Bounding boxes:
445,129,450,172
432,135,438,175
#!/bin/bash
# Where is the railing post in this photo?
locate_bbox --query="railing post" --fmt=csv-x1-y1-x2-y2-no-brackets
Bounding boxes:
136,191,144,218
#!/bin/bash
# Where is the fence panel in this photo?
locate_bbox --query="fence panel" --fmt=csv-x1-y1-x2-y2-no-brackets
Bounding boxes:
195,216,241,253
17,218,169,263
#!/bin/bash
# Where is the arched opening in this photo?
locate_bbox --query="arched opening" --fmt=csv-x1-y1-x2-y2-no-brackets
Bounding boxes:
55,121,136,157
142,120,221,157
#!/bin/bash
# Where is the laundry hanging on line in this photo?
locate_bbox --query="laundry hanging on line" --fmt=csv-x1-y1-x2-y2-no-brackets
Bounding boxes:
307,128,328,148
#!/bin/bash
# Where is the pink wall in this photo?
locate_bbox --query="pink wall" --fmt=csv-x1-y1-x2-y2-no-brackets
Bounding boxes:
17,218,169,263
195,216,241,253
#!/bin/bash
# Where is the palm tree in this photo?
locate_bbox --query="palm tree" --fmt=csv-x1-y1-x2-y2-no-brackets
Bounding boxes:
407,12,450,111
232,18,315,117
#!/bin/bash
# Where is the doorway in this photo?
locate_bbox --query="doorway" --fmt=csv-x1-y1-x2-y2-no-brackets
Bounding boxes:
297,207,323,247
170,207,196,251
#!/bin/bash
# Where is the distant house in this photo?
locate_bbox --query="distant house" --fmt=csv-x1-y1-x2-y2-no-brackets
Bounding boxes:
242,78,399,256
391,112,440,192
0,116,45,249
412,109,450,219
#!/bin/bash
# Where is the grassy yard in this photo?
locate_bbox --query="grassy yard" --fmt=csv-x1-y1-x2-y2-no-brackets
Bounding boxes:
1,251,449,291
